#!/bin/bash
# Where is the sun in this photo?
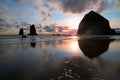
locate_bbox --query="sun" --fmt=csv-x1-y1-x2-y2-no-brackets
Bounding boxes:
68,17,80,29
56,15,83,29
70,41,79,50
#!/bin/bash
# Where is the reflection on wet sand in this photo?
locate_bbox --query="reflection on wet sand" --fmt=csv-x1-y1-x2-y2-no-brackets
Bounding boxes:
78,38,114,58
30,42,36,48
0,38,120,80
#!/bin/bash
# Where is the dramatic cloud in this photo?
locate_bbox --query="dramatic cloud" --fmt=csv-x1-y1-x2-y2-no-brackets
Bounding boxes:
58,0,115,13
116,0,120,3
29,0,113,21
11,0,119,21
60,0,94,13
13,0,25,3
0,0,120,34
115,0,120,7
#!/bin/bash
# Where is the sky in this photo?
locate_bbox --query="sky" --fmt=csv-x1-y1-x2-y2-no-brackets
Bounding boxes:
0,0,120,34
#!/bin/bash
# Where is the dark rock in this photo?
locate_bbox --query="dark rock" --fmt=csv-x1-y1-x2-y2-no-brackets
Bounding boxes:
77,11,116,35
22,35,27,38
78,38,114,58
19,28,27,38
19,28,24,35
29,24,37,35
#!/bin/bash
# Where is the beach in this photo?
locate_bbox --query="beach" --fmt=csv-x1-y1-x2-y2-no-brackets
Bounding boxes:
0,35,120,80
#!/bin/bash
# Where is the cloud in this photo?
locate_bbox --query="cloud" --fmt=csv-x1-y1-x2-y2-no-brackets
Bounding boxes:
60,0,89,13
13,0,25,3
41,11,47,21
116,0,120,3
115,0,120,7
27,0,117,19
29,0,53,21
29,0,105,21
0,0,38,19
1,0,120,24
48,12,52,17
0,4,9,17
0,18,20,33
58,0,115,13
0,18,10,32
11,0,119,21
48,0,120,13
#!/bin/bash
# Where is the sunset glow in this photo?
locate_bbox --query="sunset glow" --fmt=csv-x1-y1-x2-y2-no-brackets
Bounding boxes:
67,17,81,29
0,0,120,34
70,41,79,50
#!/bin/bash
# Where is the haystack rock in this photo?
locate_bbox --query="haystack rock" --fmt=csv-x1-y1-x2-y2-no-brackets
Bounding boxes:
77,11,116,35
29,24,37,35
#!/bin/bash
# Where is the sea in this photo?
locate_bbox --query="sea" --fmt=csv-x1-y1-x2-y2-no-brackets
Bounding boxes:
0,34,120,80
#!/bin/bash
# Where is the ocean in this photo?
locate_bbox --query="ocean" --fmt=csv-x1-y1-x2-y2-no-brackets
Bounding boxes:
0,35,120,80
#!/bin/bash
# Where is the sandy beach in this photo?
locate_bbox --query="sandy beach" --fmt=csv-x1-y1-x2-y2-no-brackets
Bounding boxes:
0,35,120,80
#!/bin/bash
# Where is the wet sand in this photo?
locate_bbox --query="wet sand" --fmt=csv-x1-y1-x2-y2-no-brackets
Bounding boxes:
0,35,120,80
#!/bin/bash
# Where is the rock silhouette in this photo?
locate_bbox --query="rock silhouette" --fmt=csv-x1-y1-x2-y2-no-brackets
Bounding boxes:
78,38,114,58
19,28,24,35
77,11,116,35
19,28,27,38
30,42,36,48
29,24,37,35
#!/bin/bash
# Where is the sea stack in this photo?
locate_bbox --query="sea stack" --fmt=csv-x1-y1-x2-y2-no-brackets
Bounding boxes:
19,28,27,38
29,24,37,35
19,28,24,35
77,11,116,35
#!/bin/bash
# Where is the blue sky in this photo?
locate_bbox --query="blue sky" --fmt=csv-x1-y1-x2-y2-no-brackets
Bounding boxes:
0,0,120,34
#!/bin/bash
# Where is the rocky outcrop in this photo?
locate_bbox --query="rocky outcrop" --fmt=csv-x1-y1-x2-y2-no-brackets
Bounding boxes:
29,24,37,35
77,11,116,35
19,28,27,38
19,28,24,35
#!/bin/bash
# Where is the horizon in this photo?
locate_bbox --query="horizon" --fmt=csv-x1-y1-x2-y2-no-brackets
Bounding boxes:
0,0,120,35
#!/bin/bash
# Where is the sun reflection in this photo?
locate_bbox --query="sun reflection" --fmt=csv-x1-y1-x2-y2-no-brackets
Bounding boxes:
71,36,78,39
70,41,79,50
